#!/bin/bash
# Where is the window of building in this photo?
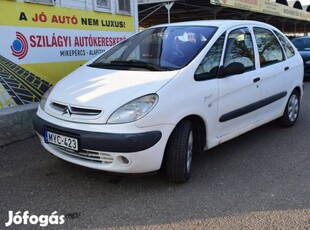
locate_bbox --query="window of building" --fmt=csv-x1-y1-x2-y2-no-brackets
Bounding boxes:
25,0,54,6
95,0,111,12
253,27,284,67
118,0,131,14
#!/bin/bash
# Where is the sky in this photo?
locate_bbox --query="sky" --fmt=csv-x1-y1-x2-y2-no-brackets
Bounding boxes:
290,0,309,5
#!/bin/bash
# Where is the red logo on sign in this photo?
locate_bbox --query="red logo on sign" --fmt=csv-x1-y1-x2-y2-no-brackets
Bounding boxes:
11,32,29,59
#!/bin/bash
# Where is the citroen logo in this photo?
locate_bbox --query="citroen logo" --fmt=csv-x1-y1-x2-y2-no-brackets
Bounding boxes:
62,106,72,116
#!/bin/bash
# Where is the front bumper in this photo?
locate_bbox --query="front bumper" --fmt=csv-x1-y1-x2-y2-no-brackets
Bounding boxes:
33,115,162,153
33,112,173,173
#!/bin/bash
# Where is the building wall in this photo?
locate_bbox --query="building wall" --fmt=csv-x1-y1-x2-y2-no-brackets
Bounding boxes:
0,0,137,108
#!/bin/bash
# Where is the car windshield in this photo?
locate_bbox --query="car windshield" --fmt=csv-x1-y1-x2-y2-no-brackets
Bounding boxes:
88,26,217,71
291,37,310,51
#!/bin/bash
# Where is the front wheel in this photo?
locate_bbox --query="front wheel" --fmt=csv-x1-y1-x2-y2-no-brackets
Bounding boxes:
163,120,194,183
278,90,300,127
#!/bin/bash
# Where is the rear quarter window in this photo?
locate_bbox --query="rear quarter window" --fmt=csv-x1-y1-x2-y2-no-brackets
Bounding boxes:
274,30,295,59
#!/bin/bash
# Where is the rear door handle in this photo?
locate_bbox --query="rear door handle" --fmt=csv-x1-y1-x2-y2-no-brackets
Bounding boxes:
253,77,260,83
285,66,289,71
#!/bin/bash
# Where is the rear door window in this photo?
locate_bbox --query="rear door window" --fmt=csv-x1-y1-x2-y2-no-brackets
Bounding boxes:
253,27,284,67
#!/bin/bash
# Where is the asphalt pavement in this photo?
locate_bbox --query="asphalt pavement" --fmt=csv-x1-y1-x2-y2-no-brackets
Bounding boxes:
1,83,310,229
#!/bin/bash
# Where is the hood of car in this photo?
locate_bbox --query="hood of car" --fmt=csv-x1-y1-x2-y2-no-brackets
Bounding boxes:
45,66,178,123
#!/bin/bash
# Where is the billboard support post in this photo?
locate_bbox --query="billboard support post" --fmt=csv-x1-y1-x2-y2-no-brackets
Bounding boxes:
164,2,174,23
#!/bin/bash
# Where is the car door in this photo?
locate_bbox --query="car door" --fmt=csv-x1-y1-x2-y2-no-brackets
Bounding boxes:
216,27,261,137
252,27,296,122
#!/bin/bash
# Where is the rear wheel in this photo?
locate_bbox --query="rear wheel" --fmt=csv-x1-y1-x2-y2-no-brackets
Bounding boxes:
164,120,194,183
278,90,300,127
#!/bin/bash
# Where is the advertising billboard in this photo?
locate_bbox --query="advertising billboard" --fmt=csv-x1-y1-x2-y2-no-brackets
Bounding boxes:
211,0,310,21
0,1,135,108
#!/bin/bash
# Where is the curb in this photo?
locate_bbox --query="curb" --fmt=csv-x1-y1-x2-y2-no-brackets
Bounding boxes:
0,103,38,147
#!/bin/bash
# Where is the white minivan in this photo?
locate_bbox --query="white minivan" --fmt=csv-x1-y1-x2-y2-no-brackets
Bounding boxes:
33,20,303,183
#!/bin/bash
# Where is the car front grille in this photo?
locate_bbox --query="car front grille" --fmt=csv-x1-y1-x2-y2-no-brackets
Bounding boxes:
50,102,102,117
52,145,113,164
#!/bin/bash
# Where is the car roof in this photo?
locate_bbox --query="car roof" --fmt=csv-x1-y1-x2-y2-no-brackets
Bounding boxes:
151,20,273,30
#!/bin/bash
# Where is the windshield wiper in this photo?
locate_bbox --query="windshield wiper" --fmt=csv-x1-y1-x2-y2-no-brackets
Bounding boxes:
87,62,134,70
110,60,168,71
87,63,114,68
88,60,176,71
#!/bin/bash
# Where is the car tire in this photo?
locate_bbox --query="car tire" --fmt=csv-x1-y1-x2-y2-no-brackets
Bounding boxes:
278,90,300,127
164,120,194,183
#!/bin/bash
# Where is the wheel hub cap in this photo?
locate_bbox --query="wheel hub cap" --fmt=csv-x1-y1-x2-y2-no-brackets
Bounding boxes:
288,94,299,122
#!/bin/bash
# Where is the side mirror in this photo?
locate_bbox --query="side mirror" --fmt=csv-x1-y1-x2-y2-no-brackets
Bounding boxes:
219,62,245,78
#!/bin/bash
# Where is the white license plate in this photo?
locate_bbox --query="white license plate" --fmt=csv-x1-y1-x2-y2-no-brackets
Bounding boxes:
44,131,78,151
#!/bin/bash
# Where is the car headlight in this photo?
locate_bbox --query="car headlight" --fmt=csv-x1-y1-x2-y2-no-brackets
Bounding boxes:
39,86,54,111
107,94,158,124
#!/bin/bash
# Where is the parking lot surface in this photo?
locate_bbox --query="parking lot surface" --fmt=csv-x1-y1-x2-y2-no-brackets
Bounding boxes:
1,83,310,229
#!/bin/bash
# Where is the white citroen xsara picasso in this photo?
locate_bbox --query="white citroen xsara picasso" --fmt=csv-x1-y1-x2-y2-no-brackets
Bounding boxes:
33,20,303,183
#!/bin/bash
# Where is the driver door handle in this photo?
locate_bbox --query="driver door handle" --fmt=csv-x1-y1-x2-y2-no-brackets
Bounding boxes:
253,77,260,83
